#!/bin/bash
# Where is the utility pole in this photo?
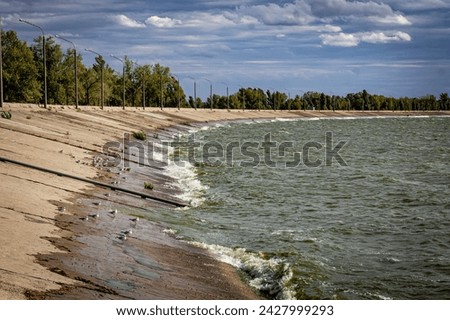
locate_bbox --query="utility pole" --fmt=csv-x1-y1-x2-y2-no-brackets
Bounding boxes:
19,18,47,108
0,17,3,108
85,49,104,109
110,54,126,110
55,35,78,108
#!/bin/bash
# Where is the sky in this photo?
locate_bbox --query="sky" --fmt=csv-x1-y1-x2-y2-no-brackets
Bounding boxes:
2,0,450,99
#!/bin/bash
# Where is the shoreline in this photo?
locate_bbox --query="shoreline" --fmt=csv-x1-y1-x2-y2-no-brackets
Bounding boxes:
1,103,449,300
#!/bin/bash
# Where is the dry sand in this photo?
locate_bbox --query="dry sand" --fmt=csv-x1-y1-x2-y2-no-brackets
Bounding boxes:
0,103,448,299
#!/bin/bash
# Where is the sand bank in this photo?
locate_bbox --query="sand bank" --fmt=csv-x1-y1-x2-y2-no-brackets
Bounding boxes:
0,103,448,299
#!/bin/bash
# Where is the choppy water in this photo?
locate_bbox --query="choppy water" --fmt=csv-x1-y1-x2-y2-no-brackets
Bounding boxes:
148,116,450,300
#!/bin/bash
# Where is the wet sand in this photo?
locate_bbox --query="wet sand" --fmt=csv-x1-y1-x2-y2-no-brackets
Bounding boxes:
1,103,448,299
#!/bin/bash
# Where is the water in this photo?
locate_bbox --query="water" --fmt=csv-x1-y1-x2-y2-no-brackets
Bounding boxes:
150,116,450,299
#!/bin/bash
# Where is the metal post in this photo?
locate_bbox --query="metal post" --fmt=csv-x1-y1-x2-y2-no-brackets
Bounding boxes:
287,90,291,111
101,64,104,109
122,59,125,110
178,80,181,110
19,19,47,109
203,78,212,110
160,71,163,110
133,61,145,109
55,35,78,108
0,17,3,108
85,49,104,109
227,86,229,110
194,81,197,110
172,75,180,110
238,84,245,111
110,54,125,109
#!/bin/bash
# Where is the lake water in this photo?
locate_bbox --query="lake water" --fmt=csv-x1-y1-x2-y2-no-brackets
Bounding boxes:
148,116,450,300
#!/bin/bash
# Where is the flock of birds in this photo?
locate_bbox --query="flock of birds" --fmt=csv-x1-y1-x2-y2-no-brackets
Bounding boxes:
58,198,141,243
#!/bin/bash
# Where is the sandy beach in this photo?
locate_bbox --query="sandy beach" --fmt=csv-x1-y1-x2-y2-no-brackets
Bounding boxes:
1,103,448,300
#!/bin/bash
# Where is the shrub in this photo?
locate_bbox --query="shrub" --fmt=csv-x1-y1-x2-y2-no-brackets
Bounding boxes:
144,182,154,190
132,131,147,140
1,111,12,119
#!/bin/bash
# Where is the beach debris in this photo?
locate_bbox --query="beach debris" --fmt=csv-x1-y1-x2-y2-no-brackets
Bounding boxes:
57,206,66,212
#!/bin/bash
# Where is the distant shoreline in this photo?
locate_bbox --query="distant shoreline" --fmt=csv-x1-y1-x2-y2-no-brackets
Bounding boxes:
1,103,449,299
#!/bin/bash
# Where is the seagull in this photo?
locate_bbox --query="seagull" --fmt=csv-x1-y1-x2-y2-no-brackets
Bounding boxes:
118,235,127,241
109,209,118,215
130,217,139,222
57,206,66,212
122,229,133,235
93,201,102,206
89,213,100,218
80,216,89,221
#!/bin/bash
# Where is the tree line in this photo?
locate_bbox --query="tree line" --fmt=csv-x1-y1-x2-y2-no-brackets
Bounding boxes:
1,30,449,111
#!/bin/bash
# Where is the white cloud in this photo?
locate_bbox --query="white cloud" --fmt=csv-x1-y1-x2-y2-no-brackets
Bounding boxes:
311,0,395,17
359,31,412,43
181,12,240,29
113,14,145,28
386,0,450,10
145,16,182,28
237,1,315,26
369,14,412,26
320,31,412,47
309,0,413,27
320,32,359,47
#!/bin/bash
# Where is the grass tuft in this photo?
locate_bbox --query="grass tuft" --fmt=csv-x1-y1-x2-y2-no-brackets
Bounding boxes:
144,182,154,190
1,111,12,119
132,131,147,140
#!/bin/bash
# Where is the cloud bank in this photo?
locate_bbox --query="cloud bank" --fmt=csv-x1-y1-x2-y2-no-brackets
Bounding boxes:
110,1,413,47
320,31,412,47
113,14,145,28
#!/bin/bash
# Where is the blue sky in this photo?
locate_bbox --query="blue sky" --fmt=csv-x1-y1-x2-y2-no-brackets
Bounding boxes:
2,0,450,99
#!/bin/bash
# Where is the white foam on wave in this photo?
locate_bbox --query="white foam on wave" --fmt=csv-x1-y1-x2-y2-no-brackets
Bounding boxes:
164,160,208,207
146,141,174,163
192,241,296,299
273,117,302,122
144,135,208,207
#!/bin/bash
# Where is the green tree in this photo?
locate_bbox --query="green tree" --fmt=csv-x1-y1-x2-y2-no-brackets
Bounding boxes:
31,36,65,104
1,30,40,102
439,93,449,110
